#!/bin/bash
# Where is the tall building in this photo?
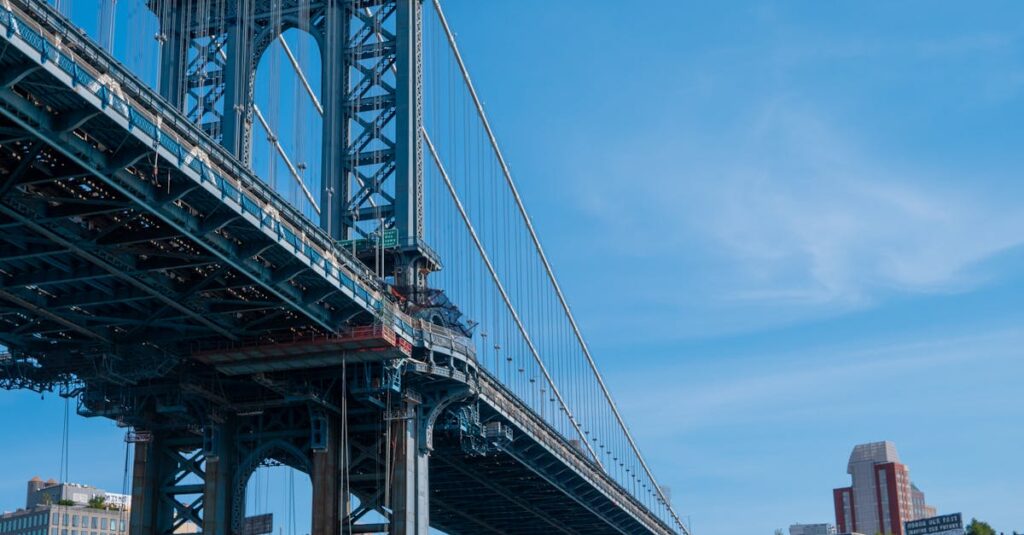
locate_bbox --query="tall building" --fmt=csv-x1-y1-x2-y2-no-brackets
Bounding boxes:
832,442,936,535
790,523,837,535
0,477,129,535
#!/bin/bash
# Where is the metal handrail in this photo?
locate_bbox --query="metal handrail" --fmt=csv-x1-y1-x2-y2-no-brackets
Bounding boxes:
6,0,382,292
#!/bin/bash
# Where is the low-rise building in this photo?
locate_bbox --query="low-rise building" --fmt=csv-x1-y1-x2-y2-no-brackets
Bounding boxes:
790,523,837,535
0,504,128,535
0,478,129,535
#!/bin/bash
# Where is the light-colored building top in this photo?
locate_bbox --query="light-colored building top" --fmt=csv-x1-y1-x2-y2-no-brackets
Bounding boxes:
847,441,900,472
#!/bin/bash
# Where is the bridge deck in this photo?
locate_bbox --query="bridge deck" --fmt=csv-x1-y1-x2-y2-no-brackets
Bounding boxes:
0,0,424,365
0,2,678,534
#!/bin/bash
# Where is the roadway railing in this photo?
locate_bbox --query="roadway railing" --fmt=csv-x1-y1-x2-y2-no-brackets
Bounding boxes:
1,0,380,286
478,369,677,535
0,0,459,350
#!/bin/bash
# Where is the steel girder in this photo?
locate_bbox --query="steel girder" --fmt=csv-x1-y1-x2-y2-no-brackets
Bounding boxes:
0,41,368,319
0,35,381,371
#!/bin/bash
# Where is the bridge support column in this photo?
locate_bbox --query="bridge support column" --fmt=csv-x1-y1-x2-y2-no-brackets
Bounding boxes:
155,3,186,110
320,0,350,241
221,20,255,165
390,401,430,535
202,420,238,535
128,438,168,535
129,433,203,535
312,412,348,535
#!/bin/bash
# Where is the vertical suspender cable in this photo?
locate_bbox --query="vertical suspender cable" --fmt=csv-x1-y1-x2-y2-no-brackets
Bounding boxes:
423,128,600,466
98,0,116,51
430,3,686,532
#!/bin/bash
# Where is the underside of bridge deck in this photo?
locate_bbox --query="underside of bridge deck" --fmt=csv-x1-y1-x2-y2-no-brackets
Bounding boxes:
0,49,387,384
0,1,682,534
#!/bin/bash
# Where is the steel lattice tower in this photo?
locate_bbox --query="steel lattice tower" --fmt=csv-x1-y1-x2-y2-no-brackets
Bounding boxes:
154,0,434,291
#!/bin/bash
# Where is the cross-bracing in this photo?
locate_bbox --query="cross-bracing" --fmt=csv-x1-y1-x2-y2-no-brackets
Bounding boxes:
0,0,688,533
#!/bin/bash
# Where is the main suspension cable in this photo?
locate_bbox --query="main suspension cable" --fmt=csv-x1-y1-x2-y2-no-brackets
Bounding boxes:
277,34,323,115
429,2,686,531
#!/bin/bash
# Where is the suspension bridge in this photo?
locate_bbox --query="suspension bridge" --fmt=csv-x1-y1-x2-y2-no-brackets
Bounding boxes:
0,1,688,533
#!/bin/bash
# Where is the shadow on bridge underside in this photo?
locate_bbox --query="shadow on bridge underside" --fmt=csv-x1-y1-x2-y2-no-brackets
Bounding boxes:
0,2,679,534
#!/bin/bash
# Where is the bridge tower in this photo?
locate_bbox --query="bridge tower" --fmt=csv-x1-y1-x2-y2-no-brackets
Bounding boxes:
152,0,434,291
130,1,443,534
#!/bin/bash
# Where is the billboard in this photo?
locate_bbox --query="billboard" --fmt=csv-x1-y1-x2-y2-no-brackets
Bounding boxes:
905,513,963,535
242,513,273,535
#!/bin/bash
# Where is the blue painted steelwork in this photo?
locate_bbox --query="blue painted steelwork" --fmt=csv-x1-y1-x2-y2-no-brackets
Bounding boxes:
0,1,684,534
0,0,424,342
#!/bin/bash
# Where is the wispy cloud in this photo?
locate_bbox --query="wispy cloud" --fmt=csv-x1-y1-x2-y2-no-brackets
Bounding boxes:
615,327,1023,435
701,105,1024,305
577,99,1024,311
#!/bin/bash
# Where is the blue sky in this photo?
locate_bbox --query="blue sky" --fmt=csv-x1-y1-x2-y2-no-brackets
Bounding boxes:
2,1,1023,534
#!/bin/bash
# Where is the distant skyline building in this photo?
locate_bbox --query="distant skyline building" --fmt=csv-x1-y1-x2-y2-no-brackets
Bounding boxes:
0,477,129,535
832,441,937,535
790,523,837,535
